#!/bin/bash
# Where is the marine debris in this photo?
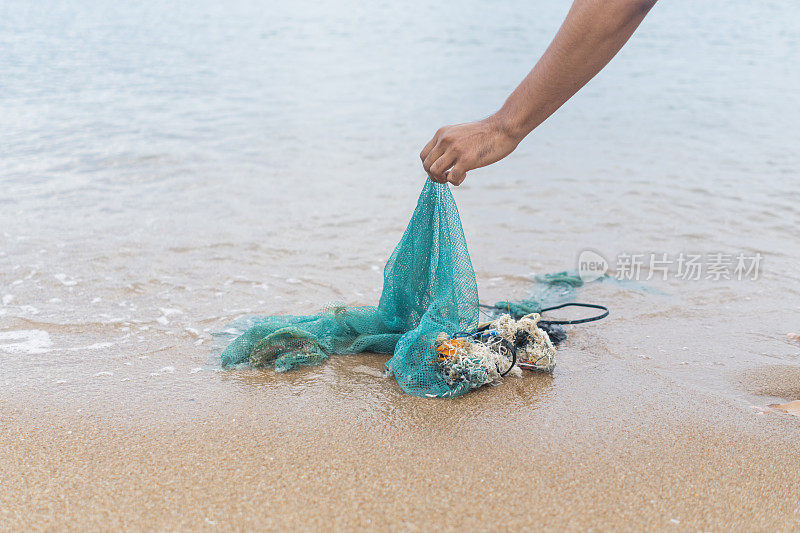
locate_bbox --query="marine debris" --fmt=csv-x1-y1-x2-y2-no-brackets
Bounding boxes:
435,312,557,390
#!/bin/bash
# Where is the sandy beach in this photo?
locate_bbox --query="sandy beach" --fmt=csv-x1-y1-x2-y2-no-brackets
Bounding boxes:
4,349,800,530
3,300,800,530
2,0,799,529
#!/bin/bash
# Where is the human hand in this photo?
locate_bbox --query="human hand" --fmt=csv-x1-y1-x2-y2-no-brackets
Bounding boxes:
420,115,521,186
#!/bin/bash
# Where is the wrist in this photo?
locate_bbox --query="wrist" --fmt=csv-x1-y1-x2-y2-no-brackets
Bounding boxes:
490,107,531,145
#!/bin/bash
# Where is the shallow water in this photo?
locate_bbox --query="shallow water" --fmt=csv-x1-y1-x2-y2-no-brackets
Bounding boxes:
2,0,798,403
2,1,800,528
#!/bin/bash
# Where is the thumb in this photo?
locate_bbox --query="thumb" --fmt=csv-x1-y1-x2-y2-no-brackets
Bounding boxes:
446,165,467,186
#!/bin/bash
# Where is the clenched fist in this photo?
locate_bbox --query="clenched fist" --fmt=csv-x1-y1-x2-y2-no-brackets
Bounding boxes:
420,116,520,186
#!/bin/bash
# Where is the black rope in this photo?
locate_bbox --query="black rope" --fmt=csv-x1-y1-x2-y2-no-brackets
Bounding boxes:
537,302,609,325
452,302,608,376
479,302,608,325
497,338,516,376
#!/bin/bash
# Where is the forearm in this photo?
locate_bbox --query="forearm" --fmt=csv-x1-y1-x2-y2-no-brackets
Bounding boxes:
496,0,657,141
421,0,657,185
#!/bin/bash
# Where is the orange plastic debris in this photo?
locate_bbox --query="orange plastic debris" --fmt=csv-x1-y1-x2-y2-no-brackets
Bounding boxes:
436,338,468,360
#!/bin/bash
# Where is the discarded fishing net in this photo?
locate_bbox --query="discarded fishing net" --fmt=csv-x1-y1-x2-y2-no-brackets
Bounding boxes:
491,271,584,317
435,312,558,387
215,181,478,397
212,182,606,397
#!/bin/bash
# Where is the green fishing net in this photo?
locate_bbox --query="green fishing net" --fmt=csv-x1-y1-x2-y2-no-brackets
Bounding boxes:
491,271,585,318
214,181,478,397
211,182,609,397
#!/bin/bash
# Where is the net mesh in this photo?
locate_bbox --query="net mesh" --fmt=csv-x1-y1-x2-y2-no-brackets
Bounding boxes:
214,181,478,398
490,271,585,317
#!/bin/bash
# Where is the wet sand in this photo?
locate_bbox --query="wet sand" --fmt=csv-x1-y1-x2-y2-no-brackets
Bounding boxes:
3,341,800,531
3,0,800,529
2,255,800,530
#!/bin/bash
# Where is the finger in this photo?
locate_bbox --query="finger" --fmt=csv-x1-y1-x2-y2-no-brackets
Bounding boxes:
421,126,447,162
422,142,447,175
429,152,457,182
420,135,437,163
428,172,447,184
426,167,445,184
446,164,467,186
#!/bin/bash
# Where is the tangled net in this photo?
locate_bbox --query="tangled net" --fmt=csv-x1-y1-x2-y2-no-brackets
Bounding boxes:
435,312,557,390
212,182,601,397
492,313,557,372
248,327,327,371
436,333,518,388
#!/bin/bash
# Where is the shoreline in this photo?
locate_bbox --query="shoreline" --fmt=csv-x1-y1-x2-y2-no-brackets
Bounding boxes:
3,350,799,530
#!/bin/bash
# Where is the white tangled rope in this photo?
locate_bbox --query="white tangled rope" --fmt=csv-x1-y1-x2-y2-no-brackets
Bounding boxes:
492,313,557,372
436,313,556,389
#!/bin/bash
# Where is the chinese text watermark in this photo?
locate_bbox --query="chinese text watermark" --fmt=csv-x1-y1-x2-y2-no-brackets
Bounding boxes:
577,250,763,282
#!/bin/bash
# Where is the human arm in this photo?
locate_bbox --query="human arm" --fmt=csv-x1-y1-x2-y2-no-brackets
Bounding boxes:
420,0,658,185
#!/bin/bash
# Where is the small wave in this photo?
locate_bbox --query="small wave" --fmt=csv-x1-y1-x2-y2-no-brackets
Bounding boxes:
0,330,53,354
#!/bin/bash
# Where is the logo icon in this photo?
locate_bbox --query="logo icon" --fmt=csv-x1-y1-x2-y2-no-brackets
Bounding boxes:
577,249,608,283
